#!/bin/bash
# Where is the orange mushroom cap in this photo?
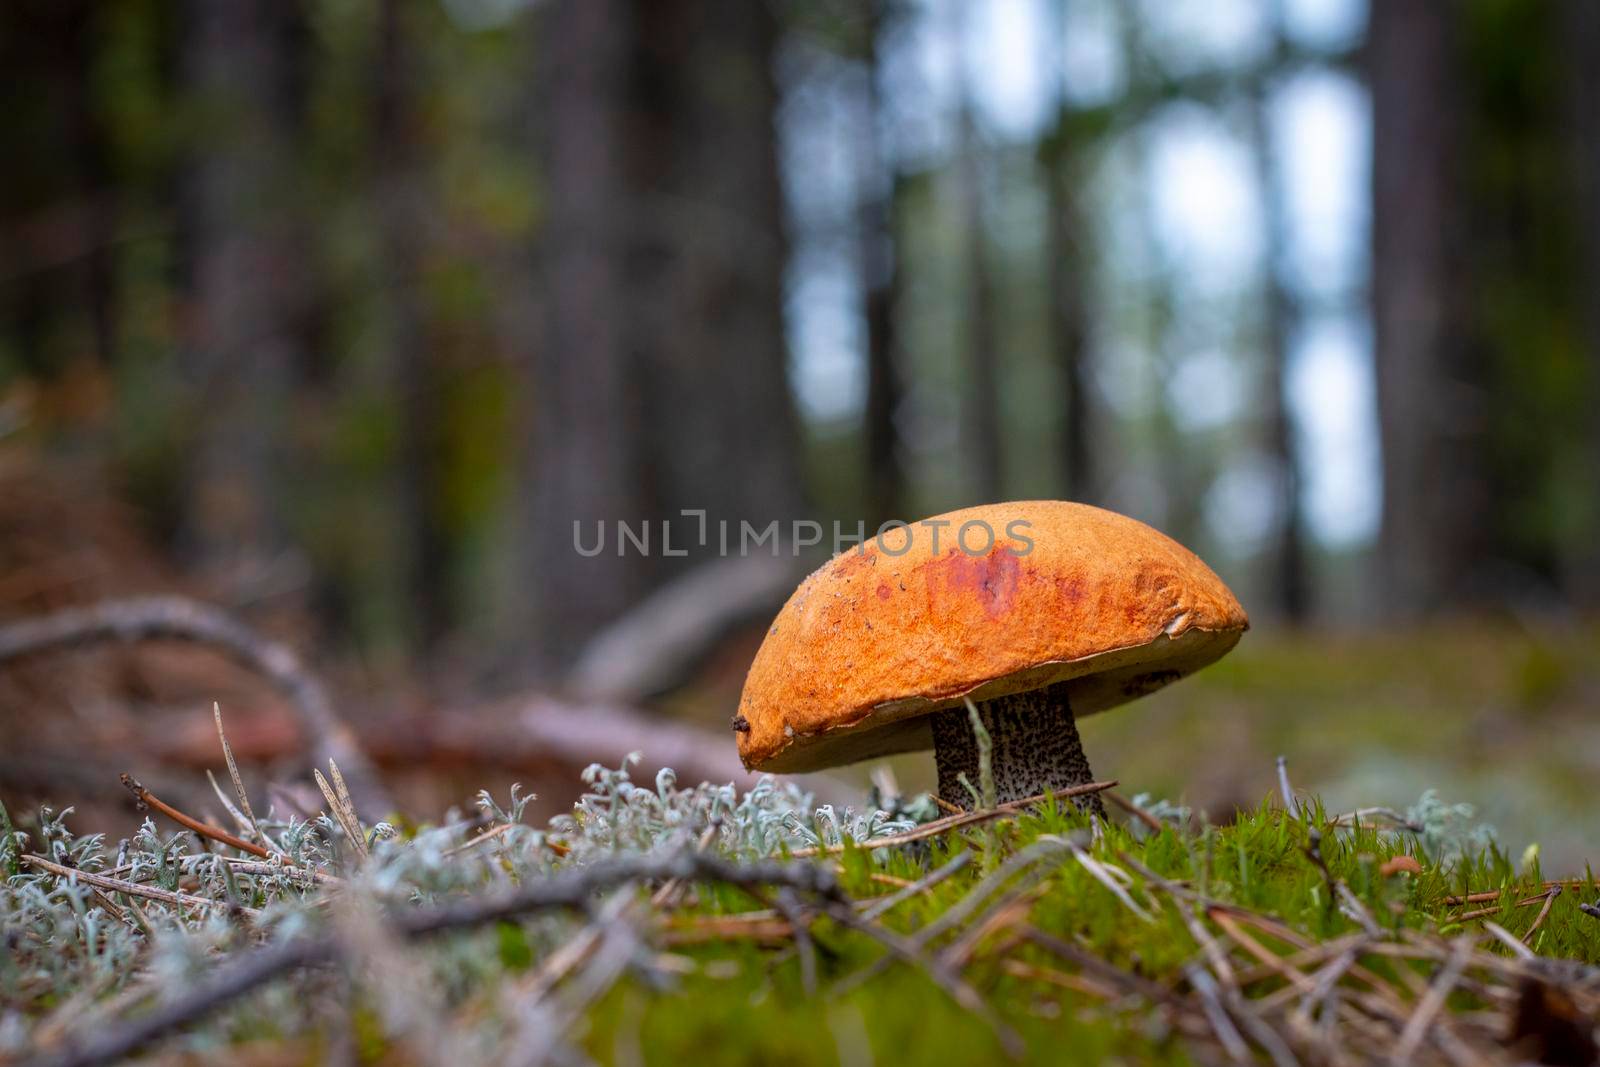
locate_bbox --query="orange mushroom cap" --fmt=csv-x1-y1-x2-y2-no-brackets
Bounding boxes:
736,501,1248,773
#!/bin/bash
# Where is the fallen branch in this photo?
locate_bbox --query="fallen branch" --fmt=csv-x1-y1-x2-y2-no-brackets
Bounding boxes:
153,696,780,795
0,595,391,818
565,554,801,702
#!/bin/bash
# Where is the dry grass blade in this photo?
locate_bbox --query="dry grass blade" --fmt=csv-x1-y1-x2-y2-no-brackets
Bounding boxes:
650,818,722,908
1479,921,1536,960
1239,934,1367,996
1335,882,1383,938
1522,887,1562,946
861,850,972,921
313,764,368,862
776,888,818,996
913,837,1077,949
1276,755,1300,819
212,703,278,854
1104,789,1166,834
938,883,1049,970
1393,938,1471,1063
204,771,258,842
1290,945,1361,1028
1072,842,1153,922
824,902,1026,1059
1210,910,1316,995
441,822,518,858
1186,962,1254,1064
523,891,636,1003
1452,890,1556,923
660,915,795,945
1174,897,1239,991
1020,925,1178,1004
1000,959,1120,999
833,841,1072,998
493,899,640,1067
1326,807,1423,832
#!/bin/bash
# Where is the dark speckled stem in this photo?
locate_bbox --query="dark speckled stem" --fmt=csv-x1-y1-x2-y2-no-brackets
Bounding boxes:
930,682,1106,818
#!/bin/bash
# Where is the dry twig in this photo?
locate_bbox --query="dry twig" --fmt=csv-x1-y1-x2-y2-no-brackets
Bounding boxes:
21,854,259,918
787,781,1114,859
120,774,270,859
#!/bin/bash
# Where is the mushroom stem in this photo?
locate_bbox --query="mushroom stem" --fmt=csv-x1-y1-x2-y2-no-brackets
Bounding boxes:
930,683,1106,818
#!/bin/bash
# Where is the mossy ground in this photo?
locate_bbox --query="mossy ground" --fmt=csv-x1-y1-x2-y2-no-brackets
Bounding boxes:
569,800,1599,1065
6,779,1600,1064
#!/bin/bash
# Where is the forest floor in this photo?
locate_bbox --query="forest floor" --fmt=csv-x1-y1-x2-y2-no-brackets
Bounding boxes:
842,622,1600,876
5,732,1600,1067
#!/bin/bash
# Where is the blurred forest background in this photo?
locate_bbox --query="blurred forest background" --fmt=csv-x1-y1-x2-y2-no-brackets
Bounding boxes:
2,0,1599,862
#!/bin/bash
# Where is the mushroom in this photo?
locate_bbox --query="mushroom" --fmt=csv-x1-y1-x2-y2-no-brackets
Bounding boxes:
734,501,1248,816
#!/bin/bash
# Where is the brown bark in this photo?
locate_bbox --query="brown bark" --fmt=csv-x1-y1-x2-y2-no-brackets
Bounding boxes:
1564,0,1600,609
522,0,804,667
858,4,907,527
1044,154,1093,504
957,103,1004,503
0,0,117,377
625,0,804,532
1369,0,1484,619
525,0,645,664
1251,17,1311,624
1043,0,1094,505
375,0,449,654
175,0,313,585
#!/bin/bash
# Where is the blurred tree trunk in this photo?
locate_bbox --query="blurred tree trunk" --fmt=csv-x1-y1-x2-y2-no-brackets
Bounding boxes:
957,103,1003,503
1250,16,1310,624
1369,0,1482,620
175,0,312,591
1042,1,1093,505
525,0,642,667
522,0,803,669
375,0,449,655
1563,0,1600,610
627,0,803,536
66,2,117,376
1043,142,1092,504
0,0,117,380
858,3,906,527
1373,1,1592,618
